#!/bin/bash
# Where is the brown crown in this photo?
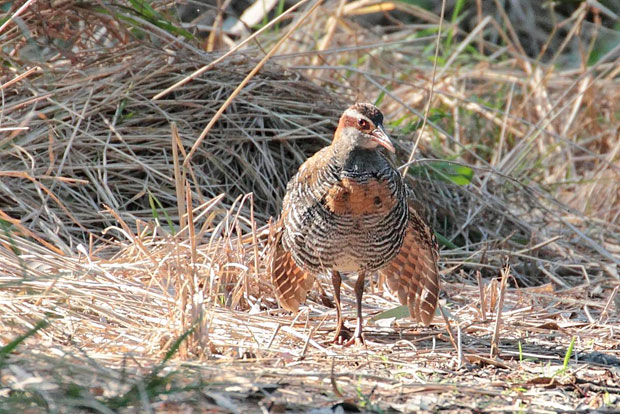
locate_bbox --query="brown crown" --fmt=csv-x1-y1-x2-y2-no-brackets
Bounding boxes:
351,103,384,126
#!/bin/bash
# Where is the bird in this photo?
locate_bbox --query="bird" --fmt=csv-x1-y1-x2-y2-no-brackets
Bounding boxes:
268,103,440,345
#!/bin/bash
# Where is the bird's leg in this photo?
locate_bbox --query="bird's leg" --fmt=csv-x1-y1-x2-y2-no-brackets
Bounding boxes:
331,270,351,344
315,279,334,308
344,271,366,346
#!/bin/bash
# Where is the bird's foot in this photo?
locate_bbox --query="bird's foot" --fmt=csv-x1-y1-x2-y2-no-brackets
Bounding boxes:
342,334,364,347
331,326,365,347
331,326,353,345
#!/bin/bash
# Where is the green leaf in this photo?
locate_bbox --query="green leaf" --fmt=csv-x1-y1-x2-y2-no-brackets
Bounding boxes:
370,305,410,322
374,91,386,107
409,161,474,186
371,304,449,322
434,231,458,249
148,190,176,235
445,0,466,48
96,1,195,41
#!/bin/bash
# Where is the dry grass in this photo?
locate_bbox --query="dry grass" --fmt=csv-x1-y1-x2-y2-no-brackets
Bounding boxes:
1,1,619,412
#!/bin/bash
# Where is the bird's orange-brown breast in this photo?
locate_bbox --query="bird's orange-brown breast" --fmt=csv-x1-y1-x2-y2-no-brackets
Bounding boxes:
324,177,397,216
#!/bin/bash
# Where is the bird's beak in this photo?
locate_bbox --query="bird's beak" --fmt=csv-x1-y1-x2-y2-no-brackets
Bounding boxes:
371,124,395,153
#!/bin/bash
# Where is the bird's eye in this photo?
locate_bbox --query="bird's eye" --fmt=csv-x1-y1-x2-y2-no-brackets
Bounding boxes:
358,118,369,129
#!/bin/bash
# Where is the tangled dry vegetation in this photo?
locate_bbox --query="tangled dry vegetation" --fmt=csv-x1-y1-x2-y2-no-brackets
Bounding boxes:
1,1,619,412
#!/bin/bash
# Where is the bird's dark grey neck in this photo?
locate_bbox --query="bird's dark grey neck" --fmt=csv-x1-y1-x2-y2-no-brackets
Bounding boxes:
336,147,390,174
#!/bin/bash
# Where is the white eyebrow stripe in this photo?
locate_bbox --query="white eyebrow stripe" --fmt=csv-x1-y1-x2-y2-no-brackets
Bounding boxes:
343,108,372,124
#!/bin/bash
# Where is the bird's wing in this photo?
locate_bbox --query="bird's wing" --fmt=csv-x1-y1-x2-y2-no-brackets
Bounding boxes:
266,147,335,312
268,219,315,313
379,202,440,325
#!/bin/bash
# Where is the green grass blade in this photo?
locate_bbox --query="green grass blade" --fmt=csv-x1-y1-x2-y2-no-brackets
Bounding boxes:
563,336,576,370
0,320,49,366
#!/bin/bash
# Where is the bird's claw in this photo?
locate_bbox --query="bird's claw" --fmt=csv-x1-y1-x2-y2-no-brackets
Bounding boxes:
342,335,364,347
331,326,352,345
331,326,364,347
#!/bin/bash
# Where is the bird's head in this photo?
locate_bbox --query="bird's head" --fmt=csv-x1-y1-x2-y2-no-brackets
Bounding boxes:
333,103,394,153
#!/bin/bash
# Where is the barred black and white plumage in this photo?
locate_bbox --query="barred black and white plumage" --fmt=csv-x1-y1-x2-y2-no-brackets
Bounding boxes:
282,147,408,274
268,103,440,345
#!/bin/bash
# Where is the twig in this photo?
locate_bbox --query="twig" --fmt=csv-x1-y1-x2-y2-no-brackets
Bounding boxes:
401,0,446,177
0,66,40,91
0,0,37,34
330,357,344,398
490,261,509,358
184,0,323,165
438,304,459,356
476,271,487,322
171,122,186,230
599,286,619,322
152,0,314,100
